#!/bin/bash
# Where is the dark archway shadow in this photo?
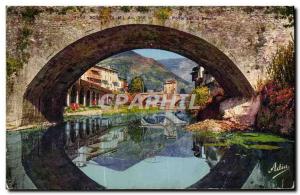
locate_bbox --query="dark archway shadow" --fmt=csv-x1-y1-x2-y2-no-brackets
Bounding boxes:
188,145,258,189
22,24,254,125
22,123,105,190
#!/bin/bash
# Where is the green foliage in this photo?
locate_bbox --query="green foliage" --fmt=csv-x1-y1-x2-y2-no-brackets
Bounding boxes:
242,7,255,14
247,144,280,150
191,86,210,107
7,8,36,78
17,27,32,52
128,76,146,93
58,6,78,15
99,7,112,21
265,7,294,27
135,6,149,13
120,6,131,12
7,27,33,77
267,40,295,87
7,57,23,77
195,132,290,150
154,7,172,20
20,7,41,22
7,7,17,15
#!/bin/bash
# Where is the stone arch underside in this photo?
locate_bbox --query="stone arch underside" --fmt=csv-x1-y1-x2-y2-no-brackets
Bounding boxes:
22,24,254,125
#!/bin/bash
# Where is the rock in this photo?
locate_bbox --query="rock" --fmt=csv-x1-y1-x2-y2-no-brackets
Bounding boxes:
187,95,261,133
186,119,249,132
220,95,261,127
197,94,225,121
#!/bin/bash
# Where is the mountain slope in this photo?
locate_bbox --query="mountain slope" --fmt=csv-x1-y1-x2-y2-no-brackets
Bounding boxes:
158,58,198,83
97,51,192,92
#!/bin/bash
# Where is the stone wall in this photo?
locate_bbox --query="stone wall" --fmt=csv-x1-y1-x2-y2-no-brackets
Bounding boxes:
6,6,294,128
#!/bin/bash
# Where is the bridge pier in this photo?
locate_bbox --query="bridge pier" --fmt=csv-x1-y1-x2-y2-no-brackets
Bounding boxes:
75,91,79,105
66,93,70,107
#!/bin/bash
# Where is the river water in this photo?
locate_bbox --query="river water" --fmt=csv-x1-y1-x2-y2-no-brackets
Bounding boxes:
6,112,295,190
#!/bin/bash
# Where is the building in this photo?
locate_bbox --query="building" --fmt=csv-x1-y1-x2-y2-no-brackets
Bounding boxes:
118,76,128,92
95,65,122,91
66,65,127,107
81,66,102,86
191,66,219,93
163,79,177,94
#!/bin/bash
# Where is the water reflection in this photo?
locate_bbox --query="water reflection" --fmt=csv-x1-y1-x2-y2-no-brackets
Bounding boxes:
192,135,224,168
63,113,216,189
6,112,295,190
6,131,39,189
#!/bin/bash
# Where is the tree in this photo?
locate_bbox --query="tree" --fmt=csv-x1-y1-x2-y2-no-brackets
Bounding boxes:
128,76,146,93
191,86,210,107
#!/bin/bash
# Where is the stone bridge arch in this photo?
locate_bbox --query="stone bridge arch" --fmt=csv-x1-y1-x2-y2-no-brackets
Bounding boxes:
22,24,254,125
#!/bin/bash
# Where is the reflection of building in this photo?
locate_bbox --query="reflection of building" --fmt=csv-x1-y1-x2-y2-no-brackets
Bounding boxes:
192,134,225,168
163,79,177,94
99,128,126,150
191,66,219,93
66,65,127,107
163,128,177,139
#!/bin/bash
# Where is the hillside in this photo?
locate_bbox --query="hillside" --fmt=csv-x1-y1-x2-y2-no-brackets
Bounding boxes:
158,58,198,83
97,51,193,92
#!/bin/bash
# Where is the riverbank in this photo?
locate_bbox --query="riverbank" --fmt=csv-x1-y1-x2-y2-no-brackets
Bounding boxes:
6,122,55,132
64,106,162,117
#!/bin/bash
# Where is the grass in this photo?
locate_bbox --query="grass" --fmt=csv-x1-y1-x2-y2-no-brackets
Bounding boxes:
197,131,290,150
65,105,161,115
64,105,100,113
247,144,280,150
102,106,161,116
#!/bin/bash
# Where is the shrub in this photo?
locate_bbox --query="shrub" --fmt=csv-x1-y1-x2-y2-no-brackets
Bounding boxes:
7,57,23,77
120,6,131,13
136,6,149,13
258,81,295,135
21,7,41,22
267,40,295,88
70,103,80,111
264,6,294,27
58,6,78,15
267,83,294,115
17,27,32,52
92,99,97,106
191,86,210,107
99,7,112,21
154,7,172,20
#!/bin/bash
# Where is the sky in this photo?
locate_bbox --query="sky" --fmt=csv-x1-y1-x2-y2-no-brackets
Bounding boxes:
133,49,184,60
